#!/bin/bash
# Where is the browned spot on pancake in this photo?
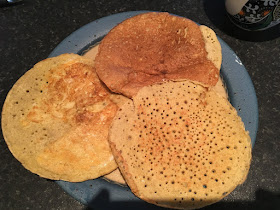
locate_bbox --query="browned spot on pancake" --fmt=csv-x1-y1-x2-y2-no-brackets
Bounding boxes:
28,62,111,125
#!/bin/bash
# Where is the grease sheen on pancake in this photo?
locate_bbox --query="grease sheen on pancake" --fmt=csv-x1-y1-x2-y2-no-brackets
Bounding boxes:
109,80,251,209
95,12,220,98
1,54,119,182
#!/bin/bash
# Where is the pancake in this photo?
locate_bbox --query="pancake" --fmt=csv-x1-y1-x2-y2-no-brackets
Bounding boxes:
95,12,221,98
109,80,251,209
1,54,119,182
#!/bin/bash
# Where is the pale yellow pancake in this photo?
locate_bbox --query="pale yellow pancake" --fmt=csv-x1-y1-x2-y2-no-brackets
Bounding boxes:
1,54,119,182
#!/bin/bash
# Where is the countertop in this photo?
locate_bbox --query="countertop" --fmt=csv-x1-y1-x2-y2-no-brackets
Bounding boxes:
0,0,279,209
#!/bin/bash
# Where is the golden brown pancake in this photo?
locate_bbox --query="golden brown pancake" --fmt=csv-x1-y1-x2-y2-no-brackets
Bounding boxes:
109,80,251,209
1,54,119,182
95,12,220,98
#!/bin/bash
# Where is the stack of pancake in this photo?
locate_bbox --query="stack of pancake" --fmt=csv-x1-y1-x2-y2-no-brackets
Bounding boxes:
2,12,251,209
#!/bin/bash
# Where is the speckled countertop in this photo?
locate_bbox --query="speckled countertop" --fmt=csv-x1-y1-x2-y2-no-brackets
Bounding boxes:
0,0,279,209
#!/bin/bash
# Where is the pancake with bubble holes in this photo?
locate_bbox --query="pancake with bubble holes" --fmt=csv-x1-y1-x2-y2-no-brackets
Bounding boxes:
109,80,251,209
95,12,221,98
1,54,122,182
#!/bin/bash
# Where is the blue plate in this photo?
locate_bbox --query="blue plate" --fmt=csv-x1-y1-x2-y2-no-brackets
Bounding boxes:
49,11,258,209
